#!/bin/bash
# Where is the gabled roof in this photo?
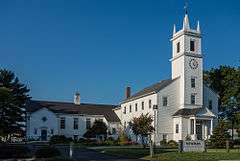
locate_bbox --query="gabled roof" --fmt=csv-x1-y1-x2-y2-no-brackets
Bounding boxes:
122,77,179,103
26,100,120,123
173,107,216,117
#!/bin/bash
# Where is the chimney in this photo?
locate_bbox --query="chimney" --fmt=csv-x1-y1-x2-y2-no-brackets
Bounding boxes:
125,86,131,99
74,92,80,105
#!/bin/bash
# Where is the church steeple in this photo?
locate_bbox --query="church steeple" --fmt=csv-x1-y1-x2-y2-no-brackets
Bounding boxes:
171,5,203,108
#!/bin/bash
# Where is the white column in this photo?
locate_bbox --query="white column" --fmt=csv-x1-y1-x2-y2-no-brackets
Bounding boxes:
210,119,213,135
193,117,197,140
204,121,208,139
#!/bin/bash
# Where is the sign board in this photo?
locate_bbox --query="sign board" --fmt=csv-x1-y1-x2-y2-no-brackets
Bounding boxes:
182,140,205,152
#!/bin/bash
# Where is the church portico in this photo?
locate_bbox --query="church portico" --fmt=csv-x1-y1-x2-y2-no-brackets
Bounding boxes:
173,107,215,141
189,117,213,140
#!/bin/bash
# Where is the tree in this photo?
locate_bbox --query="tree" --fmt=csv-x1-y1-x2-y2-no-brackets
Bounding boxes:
210,120,230,148
0,69,30,141
129,113,154,148
204,65,240,111
83,120,108,140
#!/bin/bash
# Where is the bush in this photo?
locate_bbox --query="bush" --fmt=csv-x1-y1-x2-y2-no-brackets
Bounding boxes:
160,139,167,146
50,135,73,145
233,139,240,145
35,146,60,158
0,144,31,159
118,133,129,145
167,140,178,148
210,120,230,148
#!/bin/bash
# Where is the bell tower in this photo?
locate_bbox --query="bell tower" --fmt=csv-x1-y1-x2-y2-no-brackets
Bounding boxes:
170,11,203,109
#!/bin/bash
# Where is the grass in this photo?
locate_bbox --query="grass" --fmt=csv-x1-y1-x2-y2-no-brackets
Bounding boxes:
147,152,240,161
95,147,240,161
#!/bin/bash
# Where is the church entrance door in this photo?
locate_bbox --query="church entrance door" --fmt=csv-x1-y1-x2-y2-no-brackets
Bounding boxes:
41,129,47,141
196,122,202,140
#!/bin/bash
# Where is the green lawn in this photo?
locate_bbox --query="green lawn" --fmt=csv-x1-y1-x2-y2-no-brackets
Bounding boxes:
95,147,240,161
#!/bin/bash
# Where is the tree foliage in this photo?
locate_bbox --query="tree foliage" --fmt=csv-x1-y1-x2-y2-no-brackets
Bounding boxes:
204,65,240,111
83,120,108,139
129,113,154,147
0,69,30,139
210,120,230,148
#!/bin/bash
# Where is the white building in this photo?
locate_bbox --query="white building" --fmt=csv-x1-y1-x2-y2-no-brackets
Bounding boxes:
114,12,218,144
26,12,219,143
26,93,120,141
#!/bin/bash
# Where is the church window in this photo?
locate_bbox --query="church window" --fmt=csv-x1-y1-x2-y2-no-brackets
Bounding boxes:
191,78,196,88
112,128,116,134
34,128,37,135
86,118,91,129
135,103,138,111
176,124,179,133
73,118,78,130
190,119,194,134
177,42,180,53
142,101,144,110
42,116,47,122
123,106,126,114
163,97,168,106
149,99,152,109
191,94,196,105
190,40,195,51
129,105,132,113
208,100,213,110
60,117,65,129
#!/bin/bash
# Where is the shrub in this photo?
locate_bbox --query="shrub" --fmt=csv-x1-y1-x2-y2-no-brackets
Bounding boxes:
50,135,73,145
160,139,167,146
35,146,60,158
167,140,178,148
233,139,240,145
210,120,230,148
0,145,31,159
83,120,108,140
118,133,129,145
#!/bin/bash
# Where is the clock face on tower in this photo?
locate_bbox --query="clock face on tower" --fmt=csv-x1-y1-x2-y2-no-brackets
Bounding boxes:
189,59,198,69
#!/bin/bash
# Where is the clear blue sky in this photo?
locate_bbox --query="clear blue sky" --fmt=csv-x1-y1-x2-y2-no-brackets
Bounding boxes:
0,0,239,104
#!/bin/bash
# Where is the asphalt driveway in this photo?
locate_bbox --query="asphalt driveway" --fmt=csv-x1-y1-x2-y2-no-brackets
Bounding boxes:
71,148,145,161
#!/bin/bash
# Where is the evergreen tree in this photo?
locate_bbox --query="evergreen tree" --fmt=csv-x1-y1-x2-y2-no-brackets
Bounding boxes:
210,120,230,148
0,69,30,141
83,120,108,140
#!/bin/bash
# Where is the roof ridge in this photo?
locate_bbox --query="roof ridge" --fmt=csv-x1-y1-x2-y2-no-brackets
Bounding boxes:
30,100,116,106
122,77,179,103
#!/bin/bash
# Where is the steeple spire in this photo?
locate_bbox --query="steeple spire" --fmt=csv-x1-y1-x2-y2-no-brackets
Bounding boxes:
173,24,176,35
197,20,200,33
182,1,190,30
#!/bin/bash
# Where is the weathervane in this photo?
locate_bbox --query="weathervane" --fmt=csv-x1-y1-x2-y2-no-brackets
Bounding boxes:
184,0,188,14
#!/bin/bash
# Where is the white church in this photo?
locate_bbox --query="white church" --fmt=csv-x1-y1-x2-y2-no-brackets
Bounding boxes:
26,12,218,143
